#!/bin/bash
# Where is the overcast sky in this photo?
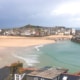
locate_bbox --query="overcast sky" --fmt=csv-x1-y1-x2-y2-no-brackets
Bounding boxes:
0,0,80,28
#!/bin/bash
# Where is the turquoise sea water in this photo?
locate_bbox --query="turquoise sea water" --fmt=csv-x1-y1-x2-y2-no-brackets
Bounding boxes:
38,40,80,73
14,40,80,73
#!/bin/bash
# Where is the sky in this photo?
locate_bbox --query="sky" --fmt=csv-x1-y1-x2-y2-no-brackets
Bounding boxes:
0,0,80,28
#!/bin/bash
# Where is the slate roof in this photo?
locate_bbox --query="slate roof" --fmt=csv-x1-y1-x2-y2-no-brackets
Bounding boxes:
0,66,10,80
27,67,68,79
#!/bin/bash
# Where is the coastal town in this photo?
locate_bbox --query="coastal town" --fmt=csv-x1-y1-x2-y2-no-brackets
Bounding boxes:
1,0,80,80
0,25,80,80
0,24,76,37
0,24,77,41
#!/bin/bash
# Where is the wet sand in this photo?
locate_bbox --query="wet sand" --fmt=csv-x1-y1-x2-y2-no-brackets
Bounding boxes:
0,36,55,67
0,35,72,68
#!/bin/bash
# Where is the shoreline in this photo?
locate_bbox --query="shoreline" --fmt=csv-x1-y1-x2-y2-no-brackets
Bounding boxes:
0,35,72,68
0,35,72,47
0,36,55,47
0,44,47,68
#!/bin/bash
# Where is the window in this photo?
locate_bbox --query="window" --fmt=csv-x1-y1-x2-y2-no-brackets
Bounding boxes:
14,74,19,80
14,73,25,80
62,76,68,80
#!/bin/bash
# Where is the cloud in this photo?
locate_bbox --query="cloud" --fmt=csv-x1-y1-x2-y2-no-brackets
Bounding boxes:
51,1,80,16
0,0,80,28
70,18,80,22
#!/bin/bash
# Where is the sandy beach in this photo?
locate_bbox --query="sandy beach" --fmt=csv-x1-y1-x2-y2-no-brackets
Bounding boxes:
0,35,72,68
0,36,55,47
0,36,55,67
0,35,72,47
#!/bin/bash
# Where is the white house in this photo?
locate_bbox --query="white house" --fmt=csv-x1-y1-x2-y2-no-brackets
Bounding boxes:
71,29,76,35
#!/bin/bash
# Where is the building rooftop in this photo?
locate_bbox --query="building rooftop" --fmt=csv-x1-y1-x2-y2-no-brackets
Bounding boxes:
27,67,68,79
0,66,10,80
18,67,38,74
60,73,80,80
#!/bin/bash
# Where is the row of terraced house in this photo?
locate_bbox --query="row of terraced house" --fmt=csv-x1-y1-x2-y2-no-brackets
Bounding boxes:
0,25,76,36
0,61,80,80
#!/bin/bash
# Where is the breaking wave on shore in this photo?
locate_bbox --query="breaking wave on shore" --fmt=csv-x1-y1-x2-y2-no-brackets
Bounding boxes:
12,45,44,67
35,45,44,51
13,53,39,67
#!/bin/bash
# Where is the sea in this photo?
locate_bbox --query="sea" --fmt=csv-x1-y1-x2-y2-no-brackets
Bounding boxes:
14,40,80,73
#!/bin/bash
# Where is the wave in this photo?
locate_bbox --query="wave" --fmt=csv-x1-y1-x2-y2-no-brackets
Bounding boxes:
12,54,39,67
35,45,44,51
